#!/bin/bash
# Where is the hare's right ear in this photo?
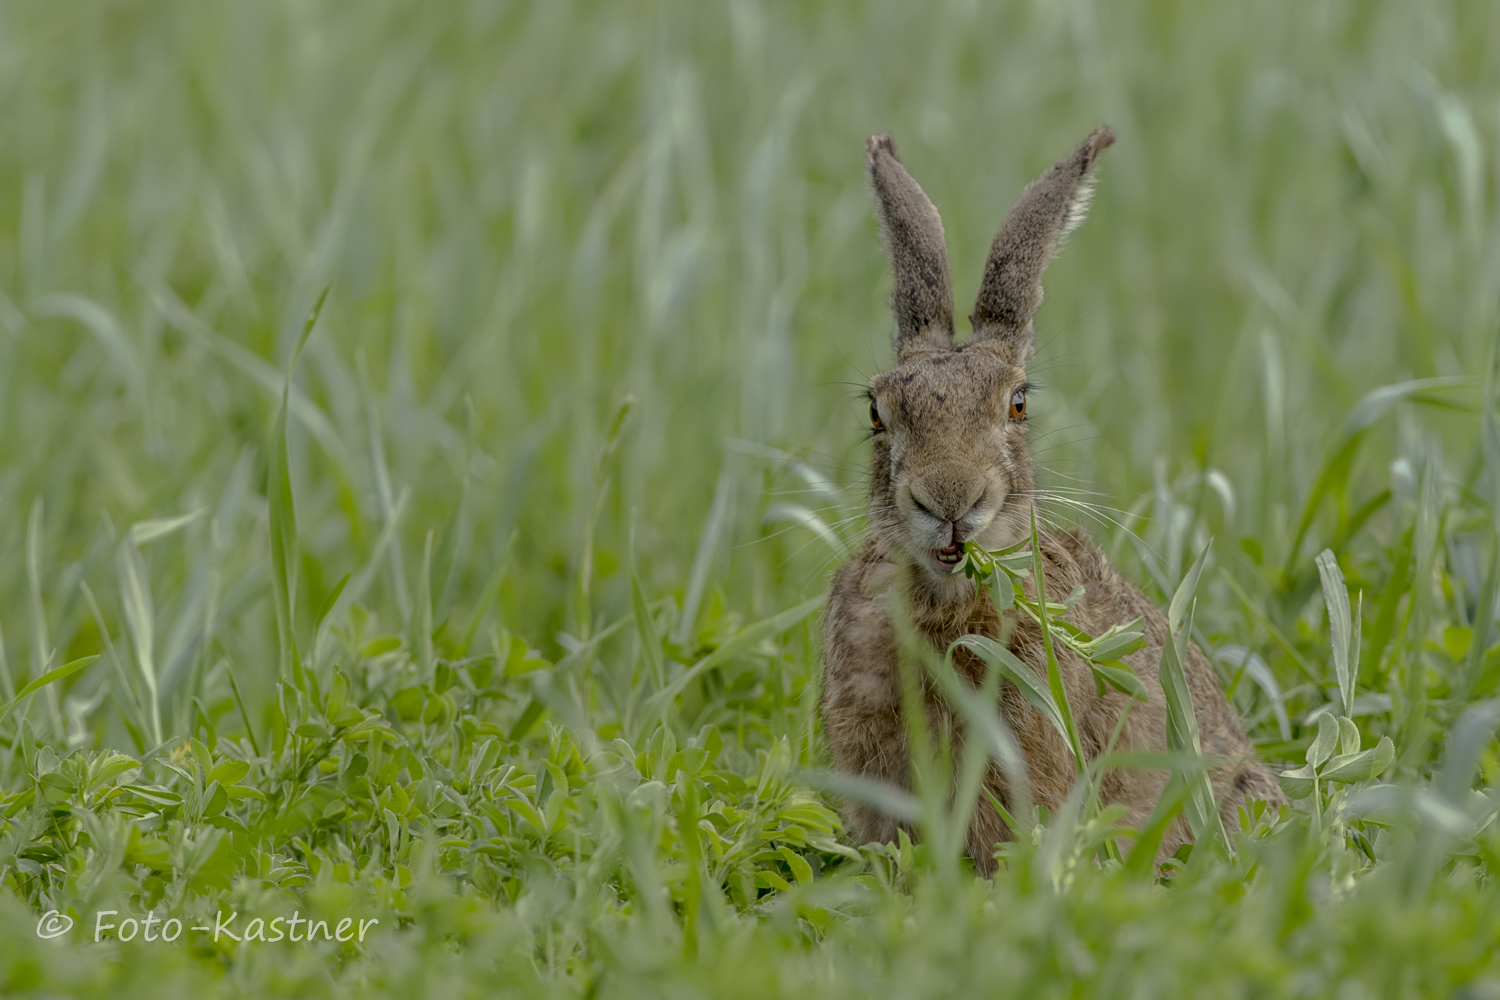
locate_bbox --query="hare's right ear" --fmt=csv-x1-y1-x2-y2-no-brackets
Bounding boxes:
866,134,955,361
968,126,1115,364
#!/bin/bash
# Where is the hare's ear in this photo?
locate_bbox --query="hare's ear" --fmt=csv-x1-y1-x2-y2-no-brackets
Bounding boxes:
866,134,955,361
968,126,1114,363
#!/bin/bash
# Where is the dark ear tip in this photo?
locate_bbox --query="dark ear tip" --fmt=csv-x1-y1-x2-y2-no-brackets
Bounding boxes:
866,133,899,170
1078,125,1116,168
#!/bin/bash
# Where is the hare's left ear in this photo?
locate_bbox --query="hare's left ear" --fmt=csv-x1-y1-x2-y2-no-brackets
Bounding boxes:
968,126,1114,363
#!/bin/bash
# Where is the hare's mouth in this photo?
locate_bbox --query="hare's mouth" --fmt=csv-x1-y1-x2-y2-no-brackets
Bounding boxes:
924,539,966,574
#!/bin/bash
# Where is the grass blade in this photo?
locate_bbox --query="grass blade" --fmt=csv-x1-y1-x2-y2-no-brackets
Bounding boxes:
763,502,849,558
224,663,261,758
461,531,517,655
116,538,162,746
796,768,922,826
1030,510,1085,772
1157,540,1230,856
0,655,99,727
0,616,14,702
412,530,435,674
314,573,350,631
80,579,149,743
950,634,1068,766
268,285,329,687
1436,699,1500,803
930,639,1032,828
26,497,61,736
677,465,735,646
1315,548,1354,716
1124,775,1188,875
130,508,209,546
1168,537,1209,636
1460,537,1498,702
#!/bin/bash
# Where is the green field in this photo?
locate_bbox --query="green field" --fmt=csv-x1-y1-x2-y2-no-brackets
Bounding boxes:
2,1,1499,996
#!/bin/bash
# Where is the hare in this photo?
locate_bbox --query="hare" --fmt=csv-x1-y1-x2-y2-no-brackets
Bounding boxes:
821,126,1283,874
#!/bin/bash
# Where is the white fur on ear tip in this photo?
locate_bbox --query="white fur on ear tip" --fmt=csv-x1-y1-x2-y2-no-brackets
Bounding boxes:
1060,173,1098,242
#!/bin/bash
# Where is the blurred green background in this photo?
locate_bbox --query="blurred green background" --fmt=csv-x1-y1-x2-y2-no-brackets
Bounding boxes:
2,1,1500,996
3,0,1493,667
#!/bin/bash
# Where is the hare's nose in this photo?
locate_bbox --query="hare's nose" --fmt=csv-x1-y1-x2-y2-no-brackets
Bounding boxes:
909,474,986,526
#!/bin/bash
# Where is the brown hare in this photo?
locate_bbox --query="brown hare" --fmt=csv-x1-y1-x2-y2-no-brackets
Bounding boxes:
821,126,1283,874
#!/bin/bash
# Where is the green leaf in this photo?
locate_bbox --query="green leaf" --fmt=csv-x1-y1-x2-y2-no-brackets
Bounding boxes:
503,637,550,676
330,705,365,728
1338,716,1361,757
1319,736,1394,783
120,784,182,808
1307,713,1339,769
1315,549,1355,717
225,785,266,801
1090,660,1148,701
993,546,1034,575
208,759,250,786
1072,617,1148,663
201,780,228,818
89,751,141,789
777,846,814,885
362,636,402,657
988,572,1014,613
126,836,172,870
1168,541,1211,637
754,869,791,892
1277,764,1318,800
505,790,547,838
390,686,425,721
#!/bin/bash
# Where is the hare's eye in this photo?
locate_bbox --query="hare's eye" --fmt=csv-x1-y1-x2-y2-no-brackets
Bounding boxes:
1008,389,1027,420
869,400,885,432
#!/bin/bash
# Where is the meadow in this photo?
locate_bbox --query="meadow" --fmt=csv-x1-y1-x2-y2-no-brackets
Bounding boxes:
1,1,1499,996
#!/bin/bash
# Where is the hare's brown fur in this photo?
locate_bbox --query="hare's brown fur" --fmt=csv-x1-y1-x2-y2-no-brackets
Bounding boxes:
821,128,1283,874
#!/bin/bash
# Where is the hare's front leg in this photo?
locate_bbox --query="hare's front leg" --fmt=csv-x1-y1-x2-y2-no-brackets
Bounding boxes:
820,557,911,846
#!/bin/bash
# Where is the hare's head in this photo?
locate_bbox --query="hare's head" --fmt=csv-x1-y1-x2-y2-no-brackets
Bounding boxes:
862,127,1113,598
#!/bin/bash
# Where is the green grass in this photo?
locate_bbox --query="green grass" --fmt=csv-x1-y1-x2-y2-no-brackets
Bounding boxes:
2,0,1500,995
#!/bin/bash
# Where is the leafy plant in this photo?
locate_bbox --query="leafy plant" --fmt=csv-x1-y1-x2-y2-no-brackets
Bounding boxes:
1277,551,1396,810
